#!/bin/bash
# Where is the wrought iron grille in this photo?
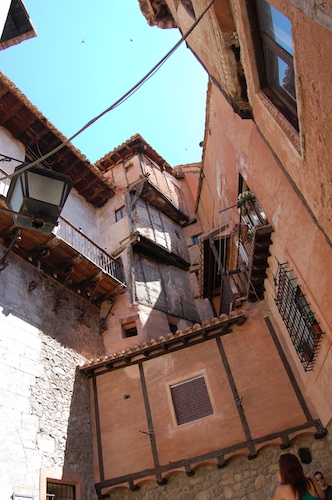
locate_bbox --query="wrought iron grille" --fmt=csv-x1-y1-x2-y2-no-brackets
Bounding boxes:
47,482,75,499
274,261,323,371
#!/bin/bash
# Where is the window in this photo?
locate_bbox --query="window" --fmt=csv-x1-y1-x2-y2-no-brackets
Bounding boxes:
192,235,200,245
171,376,213,425
274,261,323,371
168,322,178,334
255,0,298,129
115,206,126,222
47,482,76,499
123,324,138,338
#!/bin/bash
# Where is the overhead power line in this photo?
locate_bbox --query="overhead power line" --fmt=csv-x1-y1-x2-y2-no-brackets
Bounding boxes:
0,0,215,182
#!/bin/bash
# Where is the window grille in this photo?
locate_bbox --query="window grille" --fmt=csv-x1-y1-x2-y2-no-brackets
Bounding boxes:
171,376,213,425
274,261,323,371
46,482,75,500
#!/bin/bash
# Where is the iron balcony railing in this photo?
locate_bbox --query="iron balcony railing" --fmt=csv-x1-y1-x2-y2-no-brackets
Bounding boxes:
54,217,122,281
236,200,267,268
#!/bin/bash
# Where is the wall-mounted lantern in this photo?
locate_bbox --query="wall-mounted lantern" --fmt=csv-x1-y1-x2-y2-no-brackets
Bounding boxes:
6,166,72,233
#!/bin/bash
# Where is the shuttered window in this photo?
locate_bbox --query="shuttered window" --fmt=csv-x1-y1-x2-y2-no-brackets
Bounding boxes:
171,376,213,425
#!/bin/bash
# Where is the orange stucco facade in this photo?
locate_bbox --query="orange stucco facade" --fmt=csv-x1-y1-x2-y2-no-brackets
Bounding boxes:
81,0,332,496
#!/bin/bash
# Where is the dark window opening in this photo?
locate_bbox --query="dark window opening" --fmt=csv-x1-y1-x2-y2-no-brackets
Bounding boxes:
192,234,200,245
171,376,213,425
274,261,323,371
169,323,178,334
123,325,138,338
47,482,76,500
115,206,126,222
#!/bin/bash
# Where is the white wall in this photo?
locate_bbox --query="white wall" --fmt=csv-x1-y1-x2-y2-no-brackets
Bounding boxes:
0,126,25,197
0,0,11,38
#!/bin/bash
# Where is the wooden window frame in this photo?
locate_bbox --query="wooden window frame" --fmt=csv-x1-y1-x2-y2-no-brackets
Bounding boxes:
247,0,298,130
115,206,126,222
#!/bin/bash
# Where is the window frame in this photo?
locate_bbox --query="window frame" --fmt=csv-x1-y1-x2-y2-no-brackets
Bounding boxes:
248,0,298,130
170,375,214,426
47,482,76,500
122,323,138,338
40,470,84,500
115,205,126,222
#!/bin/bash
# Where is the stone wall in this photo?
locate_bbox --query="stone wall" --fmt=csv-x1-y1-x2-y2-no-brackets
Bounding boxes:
0,248,103,499
109,427,332,499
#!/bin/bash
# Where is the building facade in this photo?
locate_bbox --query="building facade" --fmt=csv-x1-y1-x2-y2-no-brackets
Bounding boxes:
1,0,332,497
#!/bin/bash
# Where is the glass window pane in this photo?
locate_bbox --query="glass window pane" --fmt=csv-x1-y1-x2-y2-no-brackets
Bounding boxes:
266,48,296,99
257,0,293,55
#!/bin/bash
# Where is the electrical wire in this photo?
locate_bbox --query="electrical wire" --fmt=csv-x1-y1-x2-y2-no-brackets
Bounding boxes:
0,0,216,182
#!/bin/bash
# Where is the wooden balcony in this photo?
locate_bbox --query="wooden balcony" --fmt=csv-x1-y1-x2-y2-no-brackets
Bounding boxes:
0,172,126,307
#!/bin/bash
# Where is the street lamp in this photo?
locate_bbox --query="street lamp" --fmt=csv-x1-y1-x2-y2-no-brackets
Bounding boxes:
6,165,72,233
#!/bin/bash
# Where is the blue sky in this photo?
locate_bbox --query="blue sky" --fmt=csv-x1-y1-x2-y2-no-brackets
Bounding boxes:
0,0,208,167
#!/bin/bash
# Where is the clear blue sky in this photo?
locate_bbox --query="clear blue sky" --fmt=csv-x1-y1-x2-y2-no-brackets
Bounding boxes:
0,0,208,167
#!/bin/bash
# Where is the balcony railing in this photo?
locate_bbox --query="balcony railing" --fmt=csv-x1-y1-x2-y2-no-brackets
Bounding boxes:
54,217,122,281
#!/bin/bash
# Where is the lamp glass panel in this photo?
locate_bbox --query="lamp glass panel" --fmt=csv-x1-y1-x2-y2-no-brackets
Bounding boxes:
8,178,24,212
27,171,65,205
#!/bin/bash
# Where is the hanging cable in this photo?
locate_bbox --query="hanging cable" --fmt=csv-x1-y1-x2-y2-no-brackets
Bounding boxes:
0,0,216,182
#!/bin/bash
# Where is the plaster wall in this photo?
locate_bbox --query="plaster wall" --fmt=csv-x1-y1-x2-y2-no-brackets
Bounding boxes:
98,195,130,256
61,189,101,245
231,0,332,241
0,0,11,38
166,0,240,98
91,302,321,491
199,82,332,425
0,126,25,197
0,247,103,499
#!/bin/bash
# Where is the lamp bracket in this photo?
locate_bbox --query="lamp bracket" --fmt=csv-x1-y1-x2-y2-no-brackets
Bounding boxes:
0,228,21,272
54,265,74,311
28,248,50,291
100,297,115,333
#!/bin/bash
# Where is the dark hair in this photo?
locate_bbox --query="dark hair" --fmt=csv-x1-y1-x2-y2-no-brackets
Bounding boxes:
314,471,324,478
279,454,308,499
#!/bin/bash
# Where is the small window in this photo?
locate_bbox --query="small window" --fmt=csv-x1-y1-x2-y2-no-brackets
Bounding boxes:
255,0,298,129
168,322,178,334
115,206,126,222
123,324,138,338
192,235,200,245
47,482,76,500
171,376,213,425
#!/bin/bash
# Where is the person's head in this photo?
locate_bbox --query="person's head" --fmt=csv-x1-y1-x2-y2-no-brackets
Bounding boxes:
278,454,307,497
314,471,327,490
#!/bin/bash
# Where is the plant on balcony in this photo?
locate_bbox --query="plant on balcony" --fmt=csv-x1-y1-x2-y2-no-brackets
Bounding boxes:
238,190,256,206
304,309,322,335
231,223,241,238
296,340,314,363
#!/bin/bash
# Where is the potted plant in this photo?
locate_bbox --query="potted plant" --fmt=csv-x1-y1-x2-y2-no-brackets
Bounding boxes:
296,341,314,363
238,190,256,208
304,309,322,335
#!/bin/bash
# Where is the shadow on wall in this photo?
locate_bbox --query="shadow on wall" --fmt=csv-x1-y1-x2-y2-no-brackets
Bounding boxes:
0,249,105,359
63,369,98,500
